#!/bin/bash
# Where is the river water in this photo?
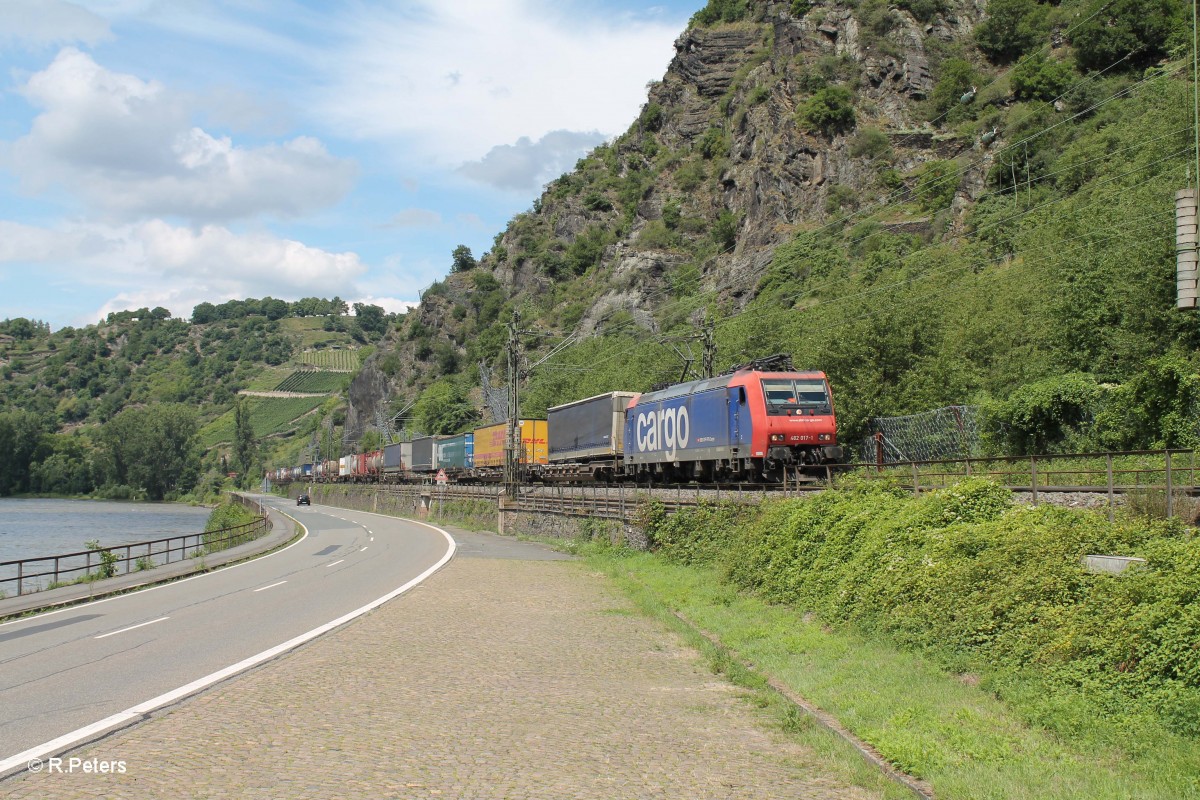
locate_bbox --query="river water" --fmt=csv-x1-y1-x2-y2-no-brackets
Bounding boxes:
0,498,212,566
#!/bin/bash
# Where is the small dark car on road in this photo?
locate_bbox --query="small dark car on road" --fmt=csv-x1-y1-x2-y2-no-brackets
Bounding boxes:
297,493,311,506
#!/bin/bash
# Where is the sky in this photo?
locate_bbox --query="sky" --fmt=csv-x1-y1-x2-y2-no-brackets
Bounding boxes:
0,0,698,329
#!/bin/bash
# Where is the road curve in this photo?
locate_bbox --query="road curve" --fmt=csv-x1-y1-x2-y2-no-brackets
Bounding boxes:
0,496,454,777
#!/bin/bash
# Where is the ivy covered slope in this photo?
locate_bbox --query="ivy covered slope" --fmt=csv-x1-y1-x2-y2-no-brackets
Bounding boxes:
358,0,1200,452
0,298,389,498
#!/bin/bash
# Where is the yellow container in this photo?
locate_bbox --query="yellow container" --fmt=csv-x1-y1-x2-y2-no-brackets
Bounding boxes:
472,420,548,467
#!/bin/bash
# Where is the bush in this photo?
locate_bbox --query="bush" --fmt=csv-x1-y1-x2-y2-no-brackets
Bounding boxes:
849,127,892,159
984,372,1102,455
1011,54,1075,102
798,86,856,137
914,159,959,213
641,102,665,132
928,58,979,121
1070,0,1184,73
974,0,1048,62
691,0,750,25
711,210,739,249
639,479,1200,737
697,126,730,159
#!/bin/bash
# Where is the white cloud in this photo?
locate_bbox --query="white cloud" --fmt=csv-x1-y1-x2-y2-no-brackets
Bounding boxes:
316,0,683,165
0,0,110,48
457,129,605,192
9,48,356,223
0,217,368,324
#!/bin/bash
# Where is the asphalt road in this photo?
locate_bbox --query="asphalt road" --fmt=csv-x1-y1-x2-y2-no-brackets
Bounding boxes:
0,497,459,775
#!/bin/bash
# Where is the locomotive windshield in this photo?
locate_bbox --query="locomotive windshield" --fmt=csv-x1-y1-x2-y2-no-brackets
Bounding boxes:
761,378,831,415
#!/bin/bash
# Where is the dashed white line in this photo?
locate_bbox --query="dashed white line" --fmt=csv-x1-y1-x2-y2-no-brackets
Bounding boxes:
359,547,368,552
0,521,455,780
253,580,287,592
326,559,345,567
95,617,169,640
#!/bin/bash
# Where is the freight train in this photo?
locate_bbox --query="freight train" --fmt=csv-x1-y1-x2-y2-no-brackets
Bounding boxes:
270,356,843,486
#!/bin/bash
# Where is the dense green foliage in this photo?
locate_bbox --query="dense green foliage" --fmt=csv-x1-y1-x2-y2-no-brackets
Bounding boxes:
0,299,378,498
641,479,1200,743
692,0,751,25
797,86,856,137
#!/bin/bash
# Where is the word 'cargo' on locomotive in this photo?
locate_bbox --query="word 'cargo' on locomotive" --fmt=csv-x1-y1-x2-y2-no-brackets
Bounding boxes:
622,362,841,483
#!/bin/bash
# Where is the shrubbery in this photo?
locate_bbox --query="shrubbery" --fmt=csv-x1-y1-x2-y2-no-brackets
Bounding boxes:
798,87,856,137
641,478,1200,737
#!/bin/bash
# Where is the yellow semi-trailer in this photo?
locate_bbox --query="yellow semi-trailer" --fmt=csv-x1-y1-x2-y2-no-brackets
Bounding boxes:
472,420,549,468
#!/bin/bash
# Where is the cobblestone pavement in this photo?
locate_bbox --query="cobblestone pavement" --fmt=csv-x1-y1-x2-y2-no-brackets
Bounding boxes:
2,555,877,800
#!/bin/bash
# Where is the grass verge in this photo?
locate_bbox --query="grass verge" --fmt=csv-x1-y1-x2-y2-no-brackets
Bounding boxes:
579,544,1200,800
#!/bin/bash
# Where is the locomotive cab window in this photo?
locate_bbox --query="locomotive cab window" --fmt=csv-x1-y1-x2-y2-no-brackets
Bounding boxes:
761,379,830,415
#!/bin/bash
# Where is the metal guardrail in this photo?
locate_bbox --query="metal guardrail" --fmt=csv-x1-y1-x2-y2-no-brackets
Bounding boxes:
0,495,270,598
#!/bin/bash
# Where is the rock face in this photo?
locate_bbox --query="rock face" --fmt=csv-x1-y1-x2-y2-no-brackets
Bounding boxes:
351,0,991,436
344,361,389,443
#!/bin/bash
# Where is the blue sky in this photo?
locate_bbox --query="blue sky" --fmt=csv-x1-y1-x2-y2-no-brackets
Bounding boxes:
0,0,698,328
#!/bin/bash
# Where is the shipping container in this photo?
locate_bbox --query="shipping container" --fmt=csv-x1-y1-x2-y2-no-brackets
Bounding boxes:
436,433,475,470
301,463,313,477
383,442,404,471
339,455,353,477
411,436,436,472
472,420,549,467
548,392,636,463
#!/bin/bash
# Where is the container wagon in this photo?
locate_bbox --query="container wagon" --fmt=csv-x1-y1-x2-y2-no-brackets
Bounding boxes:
545,392,636,482
472,420,548,480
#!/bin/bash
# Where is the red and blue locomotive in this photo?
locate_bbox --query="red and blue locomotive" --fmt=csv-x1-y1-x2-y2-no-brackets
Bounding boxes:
620,356,841,483
544,355,842,483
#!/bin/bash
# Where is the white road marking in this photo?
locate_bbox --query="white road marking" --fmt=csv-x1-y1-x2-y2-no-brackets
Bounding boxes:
253,581,287,593
0,521,455,779
359,547,368,552
95,617,169,640
326,559,345,567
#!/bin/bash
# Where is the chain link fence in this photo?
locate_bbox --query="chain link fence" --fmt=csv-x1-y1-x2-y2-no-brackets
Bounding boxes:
858,405,983,464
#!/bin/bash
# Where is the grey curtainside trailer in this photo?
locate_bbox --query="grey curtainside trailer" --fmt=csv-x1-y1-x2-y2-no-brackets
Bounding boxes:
547,391,637,463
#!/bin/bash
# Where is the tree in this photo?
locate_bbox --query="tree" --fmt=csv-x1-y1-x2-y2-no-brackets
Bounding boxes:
451,245,477,273
234,398,257,487
101,405,199,499
0,410,45,495
191,302,218,324
414,379,477,434
1071,0,1183,73
352,303,388,336
974,0,1048,62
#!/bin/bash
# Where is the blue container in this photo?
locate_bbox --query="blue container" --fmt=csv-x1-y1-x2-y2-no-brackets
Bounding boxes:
623,377,750,465
436,433,475,470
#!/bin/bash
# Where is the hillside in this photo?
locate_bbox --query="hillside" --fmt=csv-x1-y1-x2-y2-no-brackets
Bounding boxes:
0,301,385,497
3,0,1198,495
350,0,1200,458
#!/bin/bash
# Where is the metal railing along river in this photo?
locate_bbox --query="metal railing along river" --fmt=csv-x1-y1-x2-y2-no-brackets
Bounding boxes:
0,495,271,598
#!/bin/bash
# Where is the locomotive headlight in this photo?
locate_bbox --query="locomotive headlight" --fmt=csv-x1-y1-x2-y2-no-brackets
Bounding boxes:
770,434,785,442
818,434,831,441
